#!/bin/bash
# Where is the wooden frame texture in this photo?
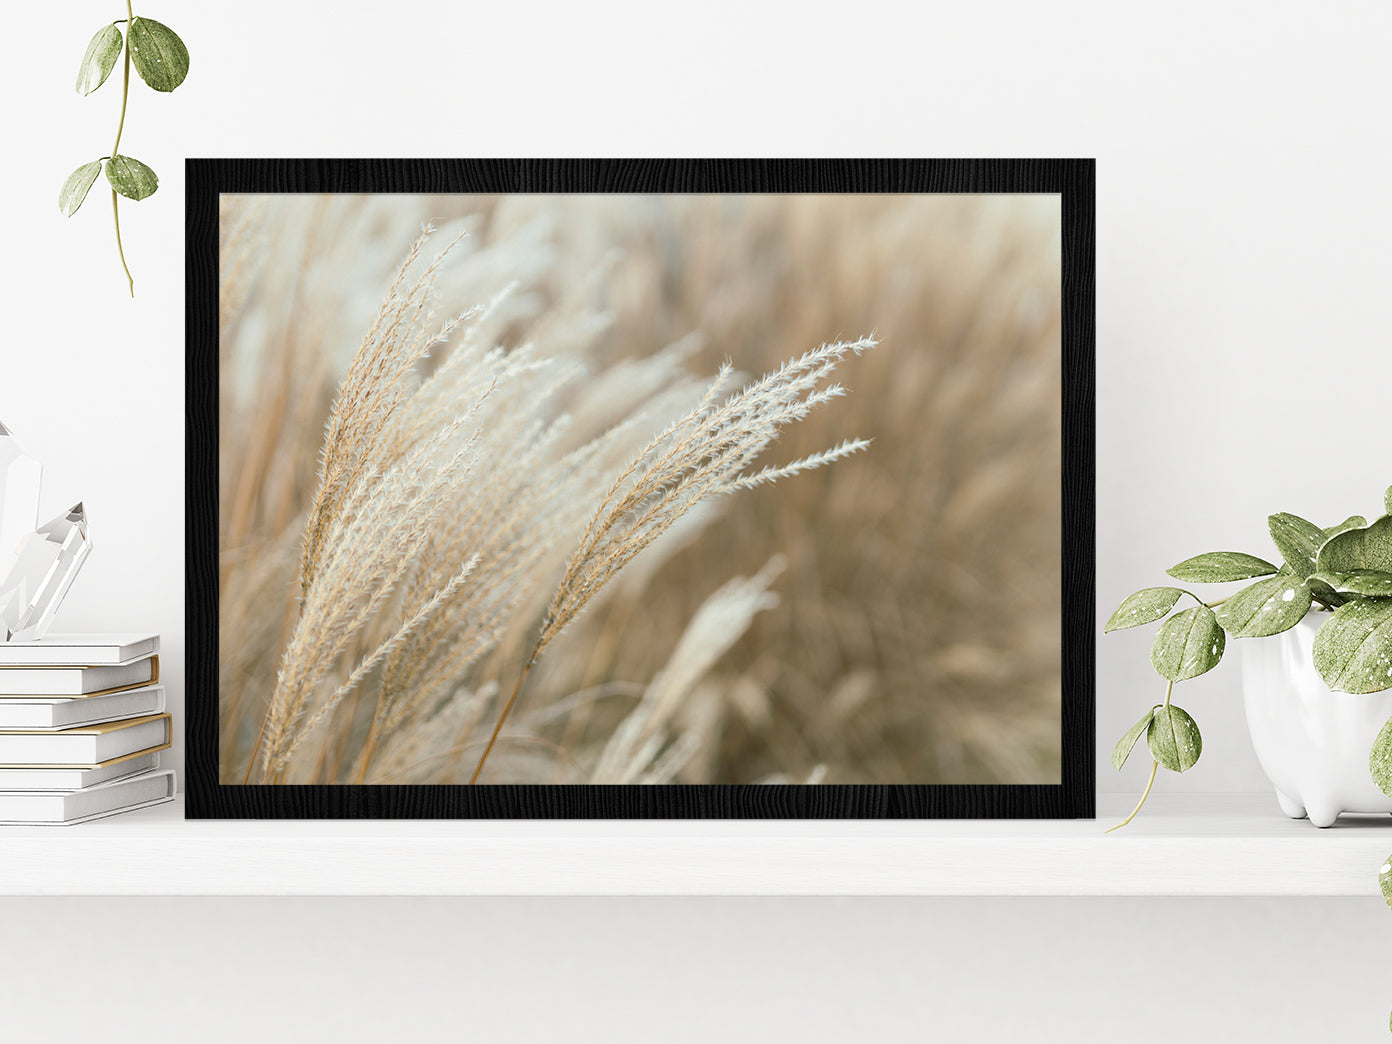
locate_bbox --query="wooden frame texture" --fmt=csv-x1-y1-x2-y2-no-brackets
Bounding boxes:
185,158,1095,819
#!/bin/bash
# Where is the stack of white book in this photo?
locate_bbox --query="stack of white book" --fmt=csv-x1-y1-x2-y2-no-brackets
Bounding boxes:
0,633,174,825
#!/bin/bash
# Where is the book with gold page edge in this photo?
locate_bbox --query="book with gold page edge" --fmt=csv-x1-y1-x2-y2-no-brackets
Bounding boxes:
0,748,164,790
0,655,158,697
0,713,171,766
0,684,165,730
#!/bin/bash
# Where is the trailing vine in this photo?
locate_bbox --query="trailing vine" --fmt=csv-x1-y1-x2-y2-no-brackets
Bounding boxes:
1104,484,1392,1034
59,5,189,296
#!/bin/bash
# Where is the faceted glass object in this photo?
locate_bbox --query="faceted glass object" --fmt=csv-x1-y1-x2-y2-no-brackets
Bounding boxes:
0,421,42,569
0,503,92,642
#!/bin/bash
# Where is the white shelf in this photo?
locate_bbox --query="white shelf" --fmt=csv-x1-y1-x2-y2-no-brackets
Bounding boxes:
0,794,1388,896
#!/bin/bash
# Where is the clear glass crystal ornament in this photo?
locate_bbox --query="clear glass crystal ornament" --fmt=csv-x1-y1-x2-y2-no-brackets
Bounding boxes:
0,503,92,642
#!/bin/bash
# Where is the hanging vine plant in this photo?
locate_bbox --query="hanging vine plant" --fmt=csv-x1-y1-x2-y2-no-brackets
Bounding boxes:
59,5,189,296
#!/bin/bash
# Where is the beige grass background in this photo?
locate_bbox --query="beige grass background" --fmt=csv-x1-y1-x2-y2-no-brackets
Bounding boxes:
218,192,1062,785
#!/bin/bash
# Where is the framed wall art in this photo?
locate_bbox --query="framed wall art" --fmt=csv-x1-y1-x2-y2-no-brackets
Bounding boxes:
185,158,1094,818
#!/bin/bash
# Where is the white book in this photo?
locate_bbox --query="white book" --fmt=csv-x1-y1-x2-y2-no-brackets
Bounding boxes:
0,768,176,825
0,654,158,696
0,713,171,766
0,685,165,730
0,750,161,790
0,633,159,666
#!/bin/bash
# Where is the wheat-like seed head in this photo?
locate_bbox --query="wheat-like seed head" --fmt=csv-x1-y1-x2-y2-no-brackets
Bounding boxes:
223,192,1060,787
536,337,876,657
592,555,785,783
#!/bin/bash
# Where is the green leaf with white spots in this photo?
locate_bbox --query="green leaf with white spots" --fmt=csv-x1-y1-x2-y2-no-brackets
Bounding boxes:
128,17,189,92
1112,708,1157,770
1385,487,1391,515
1105,588,1186,633
1317,515,1392,575
1150,606,1226,681
1370,718,1392,798
76,24,123,95
1166,551,1278,584
1147,704,1202,772
1215,575,1312,638
1268,513,1325,579
1308,570,1392,599
1379,847,1392,906
104,155,158,201
1313,598,1392,695
58,160,104,217
1305,573,1350,609
1324,515,1368,541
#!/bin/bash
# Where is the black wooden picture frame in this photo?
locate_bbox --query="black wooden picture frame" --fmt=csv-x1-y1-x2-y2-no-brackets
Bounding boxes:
185,157,1095,819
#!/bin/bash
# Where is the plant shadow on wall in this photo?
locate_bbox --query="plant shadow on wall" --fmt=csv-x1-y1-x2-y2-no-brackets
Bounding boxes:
217,194,1063,787
59,6,189,296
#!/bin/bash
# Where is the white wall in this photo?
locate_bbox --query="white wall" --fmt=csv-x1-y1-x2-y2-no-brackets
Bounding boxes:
2,2,1390,1041
5,0,1391,794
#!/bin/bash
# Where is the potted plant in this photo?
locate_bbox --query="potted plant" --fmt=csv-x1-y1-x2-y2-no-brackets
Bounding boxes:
1103,484,1392,903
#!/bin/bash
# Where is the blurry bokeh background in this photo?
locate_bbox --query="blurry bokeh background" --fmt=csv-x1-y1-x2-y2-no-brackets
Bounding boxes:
219,192,1061,785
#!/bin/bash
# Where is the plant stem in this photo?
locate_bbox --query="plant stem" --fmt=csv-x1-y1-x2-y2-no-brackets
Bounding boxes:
1106,759,1158,833
111,0,135,296
374,735,582,785
469,653,538,784
1107,679,1175,832
1180,591,1229,610
242,707,270,784
354,721,382,785
110,4,132,156
111,190,133,297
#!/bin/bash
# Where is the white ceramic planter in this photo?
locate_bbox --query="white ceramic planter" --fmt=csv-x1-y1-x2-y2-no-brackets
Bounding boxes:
1241,610,1392,827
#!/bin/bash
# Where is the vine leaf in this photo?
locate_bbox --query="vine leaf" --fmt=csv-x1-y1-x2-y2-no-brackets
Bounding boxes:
76,24,123,95
128,17,189,92
1308,570,1392,599
1112,708,1156,770
1313,599,1392,694
1267,513,1325,579
58,160,105,216
1385,486,1391,516
1379,848,1392,907
1215,575,1312,638
1317,515,1392,574
1305,573,1349,609
1324,515,1368,541
1147,704,1202,772
1104,588,1184,633
105,155,159,201
1150,606,1225,681
1371,718,1392,798
1166,551,1278,583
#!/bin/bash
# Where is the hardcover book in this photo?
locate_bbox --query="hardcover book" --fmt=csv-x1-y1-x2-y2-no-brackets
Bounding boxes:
0,713,171,766
0,654,158,696
0,749,162,790
0,768,175,825
0,633,159,667
0,684,165,730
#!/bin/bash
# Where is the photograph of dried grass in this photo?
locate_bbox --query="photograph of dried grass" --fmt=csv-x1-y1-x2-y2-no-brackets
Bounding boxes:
217,190,1062,788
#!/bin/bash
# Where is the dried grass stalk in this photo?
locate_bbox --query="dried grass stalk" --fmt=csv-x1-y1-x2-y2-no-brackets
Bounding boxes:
221,192,1062,786
469,340,873,781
